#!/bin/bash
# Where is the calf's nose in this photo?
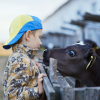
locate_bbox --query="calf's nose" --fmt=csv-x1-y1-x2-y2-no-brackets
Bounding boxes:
43,49,48,57
43,49,48,54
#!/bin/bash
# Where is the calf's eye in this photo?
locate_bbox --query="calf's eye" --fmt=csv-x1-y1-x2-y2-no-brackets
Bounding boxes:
66,50,75,57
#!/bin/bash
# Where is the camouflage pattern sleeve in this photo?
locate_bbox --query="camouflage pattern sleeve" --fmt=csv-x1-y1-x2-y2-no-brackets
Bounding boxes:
2,55,40,100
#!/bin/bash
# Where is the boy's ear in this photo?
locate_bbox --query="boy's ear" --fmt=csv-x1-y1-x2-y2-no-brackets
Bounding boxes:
25,30,31,41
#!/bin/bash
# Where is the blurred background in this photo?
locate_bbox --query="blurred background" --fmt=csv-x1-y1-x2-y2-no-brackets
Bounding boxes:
0,0,100,99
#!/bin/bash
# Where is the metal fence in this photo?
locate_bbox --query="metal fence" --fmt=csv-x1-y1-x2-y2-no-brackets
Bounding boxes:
38,58,100,100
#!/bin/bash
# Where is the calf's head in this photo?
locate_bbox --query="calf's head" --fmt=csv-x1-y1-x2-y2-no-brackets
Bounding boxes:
43,44,97,86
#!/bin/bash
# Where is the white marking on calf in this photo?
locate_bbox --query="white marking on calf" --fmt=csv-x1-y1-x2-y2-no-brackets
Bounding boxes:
72,41,85,46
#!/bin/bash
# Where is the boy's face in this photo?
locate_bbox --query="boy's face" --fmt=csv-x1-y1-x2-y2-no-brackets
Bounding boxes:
29,29,42,49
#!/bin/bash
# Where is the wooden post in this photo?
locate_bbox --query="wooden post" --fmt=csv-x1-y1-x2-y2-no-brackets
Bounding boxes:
49,58,71,100
49,58,60,100
49,58,58,83
39,63,55,100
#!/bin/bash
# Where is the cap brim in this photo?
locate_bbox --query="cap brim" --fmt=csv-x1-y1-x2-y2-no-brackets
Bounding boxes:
3,32,24,49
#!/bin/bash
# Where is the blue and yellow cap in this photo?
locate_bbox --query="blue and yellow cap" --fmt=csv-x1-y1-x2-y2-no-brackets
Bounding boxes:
3,15,43,49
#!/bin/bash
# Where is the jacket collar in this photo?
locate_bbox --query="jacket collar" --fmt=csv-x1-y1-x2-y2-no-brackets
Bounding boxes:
12,44,38,59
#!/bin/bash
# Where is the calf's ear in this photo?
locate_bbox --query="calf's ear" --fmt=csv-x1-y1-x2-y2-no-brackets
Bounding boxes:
84,48,95,59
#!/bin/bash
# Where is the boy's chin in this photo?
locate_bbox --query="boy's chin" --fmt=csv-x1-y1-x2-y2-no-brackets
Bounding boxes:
32,47,39,50
34,47,40,49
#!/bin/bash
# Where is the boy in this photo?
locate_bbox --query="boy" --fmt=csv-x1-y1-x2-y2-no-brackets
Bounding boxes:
2,15,47,100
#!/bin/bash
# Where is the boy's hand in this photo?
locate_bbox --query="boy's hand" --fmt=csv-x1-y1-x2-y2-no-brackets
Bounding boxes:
35,62,41,68
38,73,47,94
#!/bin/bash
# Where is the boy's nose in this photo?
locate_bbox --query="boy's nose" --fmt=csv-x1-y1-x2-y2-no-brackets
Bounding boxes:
40,41,42,45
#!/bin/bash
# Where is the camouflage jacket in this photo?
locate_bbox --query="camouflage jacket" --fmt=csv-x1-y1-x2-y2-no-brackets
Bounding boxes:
2,44,42,100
